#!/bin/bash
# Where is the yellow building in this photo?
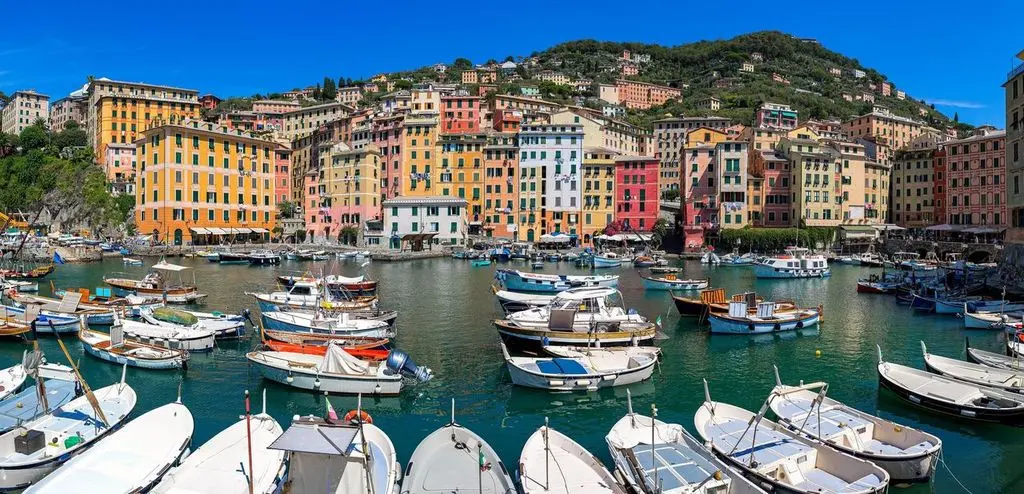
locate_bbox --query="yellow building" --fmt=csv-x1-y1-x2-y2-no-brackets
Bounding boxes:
864,161,890,223
401,113,440,196
87,79,200,165
438,133,487,229
778,136,839,226
135,120,276,245
581,148,616,244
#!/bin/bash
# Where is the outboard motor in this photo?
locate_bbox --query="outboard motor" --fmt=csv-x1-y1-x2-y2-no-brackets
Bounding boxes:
240,308,253,325
386,349,433,382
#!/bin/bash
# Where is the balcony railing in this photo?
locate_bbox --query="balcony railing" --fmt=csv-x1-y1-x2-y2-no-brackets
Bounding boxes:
1010,62,1024,81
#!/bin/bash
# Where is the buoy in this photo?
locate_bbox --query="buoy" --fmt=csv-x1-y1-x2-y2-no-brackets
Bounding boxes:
815,349,822,358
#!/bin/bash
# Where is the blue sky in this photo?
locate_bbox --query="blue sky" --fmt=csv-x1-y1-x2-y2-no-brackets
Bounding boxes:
1,0,1021,125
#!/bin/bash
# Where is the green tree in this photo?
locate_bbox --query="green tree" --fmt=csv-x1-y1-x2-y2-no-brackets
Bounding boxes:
322,77,337,101
312,83,322,101
452,58,473,71
277,200,298,219
52,124,88,149
18,124,48,150
339,225,360,245
393,80,413,91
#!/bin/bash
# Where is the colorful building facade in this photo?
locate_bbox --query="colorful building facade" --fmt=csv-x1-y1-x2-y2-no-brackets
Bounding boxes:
614,156,659,232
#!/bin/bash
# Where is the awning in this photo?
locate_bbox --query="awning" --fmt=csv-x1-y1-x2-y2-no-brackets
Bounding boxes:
189,227,210,234
251,228,269,233
840,225,875,232
206,227,227,235
872,224,905,231
400,233,439,242
232,228,253,234
151,260,190,272
963,227,1006,234
925,224,964,232
539,233,572,243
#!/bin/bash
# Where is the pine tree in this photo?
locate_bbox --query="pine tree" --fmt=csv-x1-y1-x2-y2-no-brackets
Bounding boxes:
312,83,322,101
322,77,337,101
338,76,346,88
953,112,959,123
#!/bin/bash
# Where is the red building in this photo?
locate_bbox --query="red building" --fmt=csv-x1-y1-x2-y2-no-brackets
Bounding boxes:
614,156,660,231
933,149,947,225
198,94,221,110
749,150,793,227
944,129,1006,226
440,93,481,134
274,144,291,205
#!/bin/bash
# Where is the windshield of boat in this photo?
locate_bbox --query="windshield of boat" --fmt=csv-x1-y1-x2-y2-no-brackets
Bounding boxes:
290,285,315,296
604,291,624,310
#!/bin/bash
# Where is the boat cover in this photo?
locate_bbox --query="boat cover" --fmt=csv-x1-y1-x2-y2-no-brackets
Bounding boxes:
152,307,199,326
0,380,77,432
631,443,724,493
536,358,588,375
322,344,370,375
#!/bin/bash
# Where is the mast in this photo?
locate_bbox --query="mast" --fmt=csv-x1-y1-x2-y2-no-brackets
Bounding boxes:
245,390,254,494
543,417,550,491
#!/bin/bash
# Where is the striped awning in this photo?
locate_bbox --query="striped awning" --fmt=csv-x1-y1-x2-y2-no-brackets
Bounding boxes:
189,227,210,234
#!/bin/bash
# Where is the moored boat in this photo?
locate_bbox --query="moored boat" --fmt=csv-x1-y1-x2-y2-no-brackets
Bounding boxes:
754,247,830,279
707,300,820,335
248,250,281,265
965,338,1024,370
217,251,250,264
103,260,206,304
769,366,941,482
962,303,1023,330
0,363,78,435
27,400,193,494
401,400,516,494
247,345,432,395
495,269,618,293
695,380,889,493
0,304,79,333
0,360,26,401
592,252,623,268
263,338,389,360
501,342,659,391
639,274,708,291
519,421,626,494
79,325,189,370
921,341,1024,394
118,318,216,352
140,306,248,339
877,345,1024,424
606,391,764,494
261,310,395,338
493,288,556,315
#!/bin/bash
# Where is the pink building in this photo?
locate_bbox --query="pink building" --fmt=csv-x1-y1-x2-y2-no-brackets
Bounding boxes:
275,144,291,205
303,170,325,241
440,93,481,134
681,143,719,249
944,129,1007,227
104,143,136,195
749,149,792,226
614,157,660,232
371,114,404,201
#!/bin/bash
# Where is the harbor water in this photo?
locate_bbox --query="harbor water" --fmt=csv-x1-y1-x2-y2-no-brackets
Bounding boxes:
4,257,1022,493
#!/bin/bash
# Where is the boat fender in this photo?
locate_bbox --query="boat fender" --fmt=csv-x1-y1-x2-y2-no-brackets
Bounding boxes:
343,409,373,424
313,378,321,388
286,372,294,384
774,323,781,332
796,321,804,329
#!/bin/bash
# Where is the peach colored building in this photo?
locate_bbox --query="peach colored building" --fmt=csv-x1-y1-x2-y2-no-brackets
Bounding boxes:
336,87,363,106
275,143,291,204
461,70,479,84
440,93,481,134
253,100,300,114
842,105,924,153
944,129,1007,227
1,90,49,135
614,79,681,110
483,132,519,238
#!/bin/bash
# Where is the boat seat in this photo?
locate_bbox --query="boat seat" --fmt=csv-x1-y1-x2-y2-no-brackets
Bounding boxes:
536,358,588,375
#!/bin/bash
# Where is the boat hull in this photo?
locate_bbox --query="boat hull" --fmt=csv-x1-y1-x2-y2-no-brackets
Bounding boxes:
592,257,621,269
81,342,186,370
641,278,707,291
261,313,394,338
495,321,655,353
122,328,216,353
249,256,281,265
708,313,819,334
247,356,402,395
497,270,618,293
672,296,707,317
506,358,655,391
754,264,831,278
878,371,1024,425
856,282,895,294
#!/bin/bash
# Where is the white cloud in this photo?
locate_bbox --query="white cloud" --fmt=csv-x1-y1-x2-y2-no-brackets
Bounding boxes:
927,98,986,109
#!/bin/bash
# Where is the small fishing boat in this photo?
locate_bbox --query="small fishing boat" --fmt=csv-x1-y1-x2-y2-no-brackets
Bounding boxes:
754,247,831,279
877,345,1024,424
856,274,898,294
269,409,399,494
640,274,708,291
545,253,561,263
261,310,395,338
493,288,555,315
310,251,330,261
707,300,820,335
648,266,681,274
79,325,189,370
217,251,250,264
27,400,193,494
402,400,516,494
719,253,756,267
592,252,623,269
121,257,143,266
119,318,216,352
501,343,659,391
103,260,207,304
0,369,137,491
154,392,285,494
473,258,493,267
283,251,298,260
247,345,432,395
247,281,376,312
860,252,885,267
832,255,862,265
700,252,720,265
632,255,657,268
495,269,619,293
261,327,389,349
672,288,797,319
0,304,79,333
966,300,1024,312
0,264,54,280
494,287,656,352
921,341,1024,394
34,288,153,323
934,294,984,314
140,306,248,339
262,338,389,360
248,250,281,265
336,251,357,259
324,275,379,297
0,361,26,401
0,317,31,338
519,420,626,494
0,363,78,435
1,278,38,292
531,260,545,269
962,303,1023,330
607,391,764,494
695,380,889,494
965,338,1024,370
769,366,941,482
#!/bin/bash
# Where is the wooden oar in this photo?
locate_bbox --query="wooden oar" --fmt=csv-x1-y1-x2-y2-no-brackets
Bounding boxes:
52,317,109,426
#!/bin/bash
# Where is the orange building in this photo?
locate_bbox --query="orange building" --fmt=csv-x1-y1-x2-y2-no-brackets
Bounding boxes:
135,120,276,245
615,79,681,110
483,132,519,238
440,93,481,134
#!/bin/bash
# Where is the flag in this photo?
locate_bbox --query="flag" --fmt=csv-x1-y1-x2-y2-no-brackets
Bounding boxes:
326,398,338,421
53,252,65,265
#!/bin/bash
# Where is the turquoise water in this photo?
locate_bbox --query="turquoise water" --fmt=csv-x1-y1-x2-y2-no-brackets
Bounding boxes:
3,257,1021,493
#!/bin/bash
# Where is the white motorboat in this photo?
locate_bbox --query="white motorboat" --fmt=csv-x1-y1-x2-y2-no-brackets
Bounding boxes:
877,346,1024,424
401,400,516,494
248,281,376,312
495,287,656,352
154,392,285,494
27,400,193,493
494,289,556,315
965,337,1024,370
501,343,659,391
519,420,626,494
270,410,399,494
700,252,721,265
121,257,143,266
0,369,137,491
103,260,207,304
754,247,830,279
694,380,889,494
495,269,619,293
606,391,764,494
247,344,432,395
118,318,216,352
261,310,395,338
0,362,79,435
592,252,623,268
0,359,26,401
921,341,1024,394
769,366,941,482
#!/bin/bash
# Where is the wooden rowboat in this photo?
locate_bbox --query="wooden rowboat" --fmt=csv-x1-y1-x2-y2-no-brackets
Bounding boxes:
672,288,797,319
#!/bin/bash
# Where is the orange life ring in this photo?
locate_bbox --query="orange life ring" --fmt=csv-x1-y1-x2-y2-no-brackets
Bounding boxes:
343,409,373,424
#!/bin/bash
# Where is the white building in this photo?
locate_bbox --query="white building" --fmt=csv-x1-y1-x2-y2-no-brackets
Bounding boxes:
519,124,584,234
382,196,468,248
1,90,49,135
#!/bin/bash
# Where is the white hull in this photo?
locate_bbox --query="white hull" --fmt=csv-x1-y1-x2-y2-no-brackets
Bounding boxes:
247,352,403,396
120,321,216,352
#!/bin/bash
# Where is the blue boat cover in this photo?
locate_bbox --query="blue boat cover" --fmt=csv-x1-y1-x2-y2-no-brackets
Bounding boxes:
536,358,588,375
0,380,77,433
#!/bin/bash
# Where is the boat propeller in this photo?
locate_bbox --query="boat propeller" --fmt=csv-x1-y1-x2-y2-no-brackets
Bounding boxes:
386,349,433,382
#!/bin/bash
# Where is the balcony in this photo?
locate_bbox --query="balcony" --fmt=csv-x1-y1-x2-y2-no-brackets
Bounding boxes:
1010,62,1024,81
